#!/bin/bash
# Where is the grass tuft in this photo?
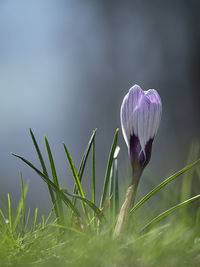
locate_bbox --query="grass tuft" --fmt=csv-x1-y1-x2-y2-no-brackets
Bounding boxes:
5,130,200,266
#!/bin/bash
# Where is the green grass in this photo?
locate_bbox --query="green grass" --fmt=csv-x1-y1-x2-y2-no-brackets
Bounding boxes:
1,130,200,266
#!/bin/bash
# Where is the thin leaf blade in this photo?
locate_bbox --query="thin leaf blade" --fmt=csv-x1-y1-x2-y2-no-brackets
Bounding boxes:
45,136,64,223
30,129,59,219
130,158,200,214
63,143,90,221
11,152,80,217
100,128,119,209
141,194,200,232
61,189,104,221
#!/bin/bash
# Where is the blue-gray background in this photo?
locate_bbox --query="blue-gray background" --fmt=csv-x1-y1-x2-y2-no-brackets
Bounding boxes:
0,0,200,215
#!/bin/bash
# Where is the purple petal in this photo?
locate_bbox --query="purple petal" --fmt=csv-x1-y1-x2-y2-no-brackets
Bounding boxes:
129,133,153,174
120,84,162,170
120,84,144,148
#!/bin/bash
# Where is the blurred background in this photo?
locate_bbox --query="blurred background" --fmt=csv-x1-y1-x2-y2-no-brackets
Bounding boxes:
0,0,200,216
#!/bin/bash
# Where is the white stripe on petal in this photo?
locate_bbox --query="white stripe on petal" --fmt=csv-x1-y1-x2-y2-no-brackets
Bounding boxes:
120,85,144,149
137,96,150,154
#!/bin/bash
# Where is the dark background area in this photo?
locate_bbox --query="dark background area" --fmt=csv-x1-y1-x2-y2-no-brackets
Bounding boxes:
0,0,199,216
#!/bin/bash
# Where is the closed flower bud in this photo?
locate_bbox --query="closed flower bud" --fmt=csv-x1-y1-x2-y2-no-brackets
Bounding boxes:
120,84,162,181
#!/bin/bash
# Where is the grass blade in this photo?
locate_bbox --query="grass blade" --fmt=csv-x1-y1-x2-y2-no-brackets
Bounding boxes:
141,194,200,232
11,152,80,217
100,128,119,209
21,173,26,235
13,174,28,233
25,208,30,232
44,136,59,186
49,223,85,235
92,137,96,207
8,194,12,234
61,189,104,221
30,129,48,175
130,158,200,214
31,208,38,232
44,207,55,227
30,129,59,219
109,146,120,219
77,129,97,182
45,136,64,223
63,143,90,221
181,142,199,202
73,129,97,205
0,209,10,232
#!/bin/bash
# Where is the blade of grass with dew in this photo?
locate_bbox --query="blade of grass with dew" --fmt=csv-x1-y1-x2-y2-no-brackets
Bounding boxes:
45,136,64,223
141,194,200,233
0,209,10,232
61,189,104,221
130,158,200,215
11,152,80,217
100,128,119,209
72,129,97,205
13,174,28,232
30,129,59,219
63,143,90,221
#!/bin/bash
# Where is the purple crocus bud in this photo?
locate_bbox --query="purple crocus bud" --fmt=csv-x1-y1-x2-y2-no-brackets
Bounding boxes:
120,84,162,181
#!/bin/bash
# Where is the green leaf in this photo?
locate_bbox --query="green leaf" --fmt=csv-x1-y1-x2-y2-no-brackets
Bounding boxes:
45,136,64,223
31,208,38,232
100,128,119,209
11,152,80,217
8,194,12,234
78,129,97,182
30,129,48,176
63,143,90,221
130,158,200,214
49,223,85,235
20,173,26,235
13,174,28,233
44,136,59,186
180,142,199,202
92,137,96,218
61,189,104,221
73,129,97,204
44,206,55,227
141,194,200,232
0,209,10,232
30,129,59,219
92,136,96,204
109,146,120,220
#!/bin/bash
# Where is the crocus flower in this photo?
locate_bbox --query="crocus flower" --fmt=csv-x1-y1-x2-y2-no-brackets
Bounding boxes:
120,84,162,181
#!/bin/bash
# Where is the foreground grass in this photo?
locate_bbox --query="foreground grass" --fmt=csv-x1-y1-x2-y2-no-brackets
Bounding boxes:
1,130,200,266
1,211,200,267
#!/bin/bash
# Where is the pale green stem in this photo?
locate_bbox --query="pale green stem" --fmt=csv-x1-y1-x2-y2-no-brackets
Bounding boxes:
114,169,141,237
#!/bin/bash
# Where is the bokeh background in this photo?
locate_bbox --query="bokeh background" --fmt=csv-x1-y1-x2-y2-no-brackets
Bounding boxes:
0,0,200,215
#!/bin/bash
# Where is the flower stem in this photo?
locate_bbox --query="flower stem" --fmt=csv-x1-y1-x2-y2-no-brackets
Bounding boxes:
114,170,141,237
